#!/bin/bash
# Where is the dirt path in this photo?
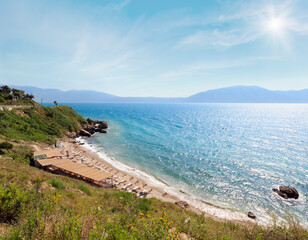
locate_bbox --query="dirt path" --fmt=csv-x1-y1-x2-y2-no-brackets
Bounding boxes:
0,105,31,111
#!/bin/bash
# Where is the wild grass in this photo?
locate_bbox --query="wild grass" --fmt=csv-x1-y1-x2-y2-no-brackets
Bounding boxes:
50,178,66,190
76,184,93,196
0,158,307,240
0,145,33,164
0,105,87,143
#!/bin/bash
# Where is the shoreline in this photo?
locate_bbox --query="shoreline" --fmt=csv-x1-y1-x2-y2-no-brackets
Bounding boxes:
61,136,258,226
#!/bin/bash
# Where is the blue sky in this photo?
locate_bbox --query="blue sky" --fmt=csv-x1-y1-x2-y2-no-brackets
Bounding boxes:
0,0,308,97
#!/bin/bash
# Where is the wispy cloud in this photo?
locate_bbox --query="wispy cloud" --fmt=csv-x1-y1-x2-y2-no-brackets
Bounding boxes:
160,56,281,79
177,28,260,49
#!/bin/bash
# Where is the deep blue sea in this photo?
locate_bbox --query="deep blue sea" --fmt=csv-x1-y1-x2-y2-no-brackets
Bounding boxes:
48,103,308,224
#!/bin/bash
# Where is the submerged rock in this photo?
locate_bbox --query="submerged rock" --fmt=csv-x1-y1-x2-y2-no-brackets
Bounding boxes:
272,186,299,199
248,212,256,219
97,129,107,133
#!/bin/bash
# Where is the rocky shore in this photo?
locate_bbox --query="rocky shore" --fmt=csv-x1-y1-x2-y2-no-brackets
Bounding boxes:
78,119,108,137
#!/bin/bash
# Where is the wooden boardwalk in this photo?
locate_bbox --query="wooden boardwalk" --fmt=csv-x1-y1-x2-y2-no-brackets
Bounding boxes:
34,149,113,187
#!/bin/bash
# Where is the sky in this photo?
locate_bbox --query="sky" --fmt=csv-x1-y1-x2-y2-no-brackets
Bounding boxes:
0,0,308,97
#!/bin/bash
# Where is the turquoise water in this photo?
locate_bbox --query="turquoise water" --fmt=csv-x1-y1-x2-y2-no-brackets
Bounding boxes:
55,103,308,224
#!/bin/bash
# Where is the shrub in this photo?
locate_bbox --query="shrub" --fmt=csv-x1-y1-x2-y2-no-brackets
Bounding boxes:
50,179,66,190
3,145,33,164
0,142,13,151
0,183,32,223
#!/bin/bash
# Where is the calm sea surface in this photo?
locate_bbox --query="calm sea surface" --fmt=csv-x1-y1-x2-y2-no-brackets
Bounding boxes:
51,103,308,224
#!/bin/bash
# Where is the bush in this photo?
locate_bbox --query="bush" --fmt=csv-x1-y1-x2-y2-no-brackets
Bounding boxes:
3,145,33,164
0,142,13,151
0,183,32,223
50,179,66,190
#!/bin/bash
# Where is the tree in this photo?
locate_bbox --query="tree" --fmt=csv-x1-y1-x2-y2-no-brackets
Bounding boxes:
24,94,34,100
53,101,58,107
0,85,11,94
12,88,25,98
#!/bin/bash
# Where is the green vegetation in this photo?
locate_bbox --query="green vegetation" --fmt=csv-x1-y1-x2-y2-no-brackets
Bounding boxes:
0,85,87,143
76,184,93,196
0,158,307,240
0,145,33,164
0,105,87,143
0,182,33,223
0,85,34,105
0,141,13,151
50,178,66,190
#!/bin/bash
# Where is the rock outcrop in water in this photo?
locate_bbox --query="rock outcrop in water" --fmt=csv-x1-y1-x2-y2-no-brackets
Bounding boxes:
272,186,299,199
79,129,92,137
79,119,108,137
248,212,256,219
94,120,108,129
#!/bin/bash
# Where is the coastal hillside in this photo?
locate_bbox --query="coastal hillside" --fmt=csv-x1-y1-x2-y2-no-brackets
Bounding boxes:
5,84,308,103
1,87,307,239
0,93,88,143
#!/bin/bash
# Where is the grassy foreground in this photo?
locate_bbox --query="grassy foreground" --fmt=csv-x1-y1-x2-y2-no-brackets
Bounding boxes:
0,157,307,240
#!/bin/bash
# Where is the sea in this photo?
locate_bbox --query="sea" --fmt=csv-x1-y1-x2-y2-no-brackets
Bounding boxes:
46,103,308,225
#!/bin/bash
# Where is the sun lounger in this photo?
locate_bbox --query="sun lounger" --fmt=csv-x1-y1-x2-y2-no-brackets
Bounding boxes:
115,180,126,186
138,190,148,198
121,183,132,190
129,186,141,193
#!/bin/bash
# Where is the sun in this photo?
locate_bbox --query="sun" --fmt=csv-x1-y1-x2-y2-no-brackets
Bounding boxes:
266,17,285,34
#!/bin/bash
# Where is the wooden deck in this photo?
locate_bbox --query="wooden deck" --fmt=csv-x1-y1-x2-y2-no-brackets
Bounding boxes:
36,158,113,186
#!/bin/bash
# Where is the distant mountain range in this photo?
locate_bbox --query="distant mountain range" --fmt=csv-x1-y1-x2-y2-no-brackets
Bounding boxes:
4,85,308,103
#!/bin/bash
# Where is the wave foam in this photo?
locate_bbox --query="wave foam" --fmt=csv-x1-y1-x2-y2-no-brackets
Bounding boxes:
76,137,268,224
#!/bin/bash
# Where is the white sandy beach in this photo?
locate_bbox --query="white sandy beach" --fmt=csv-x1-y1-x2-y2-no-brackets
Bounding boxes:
56,137,257,226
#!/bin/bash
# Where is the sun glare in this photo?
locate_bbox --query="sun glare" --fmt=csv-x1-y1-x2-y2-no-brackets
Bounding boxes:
266,17,285,34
